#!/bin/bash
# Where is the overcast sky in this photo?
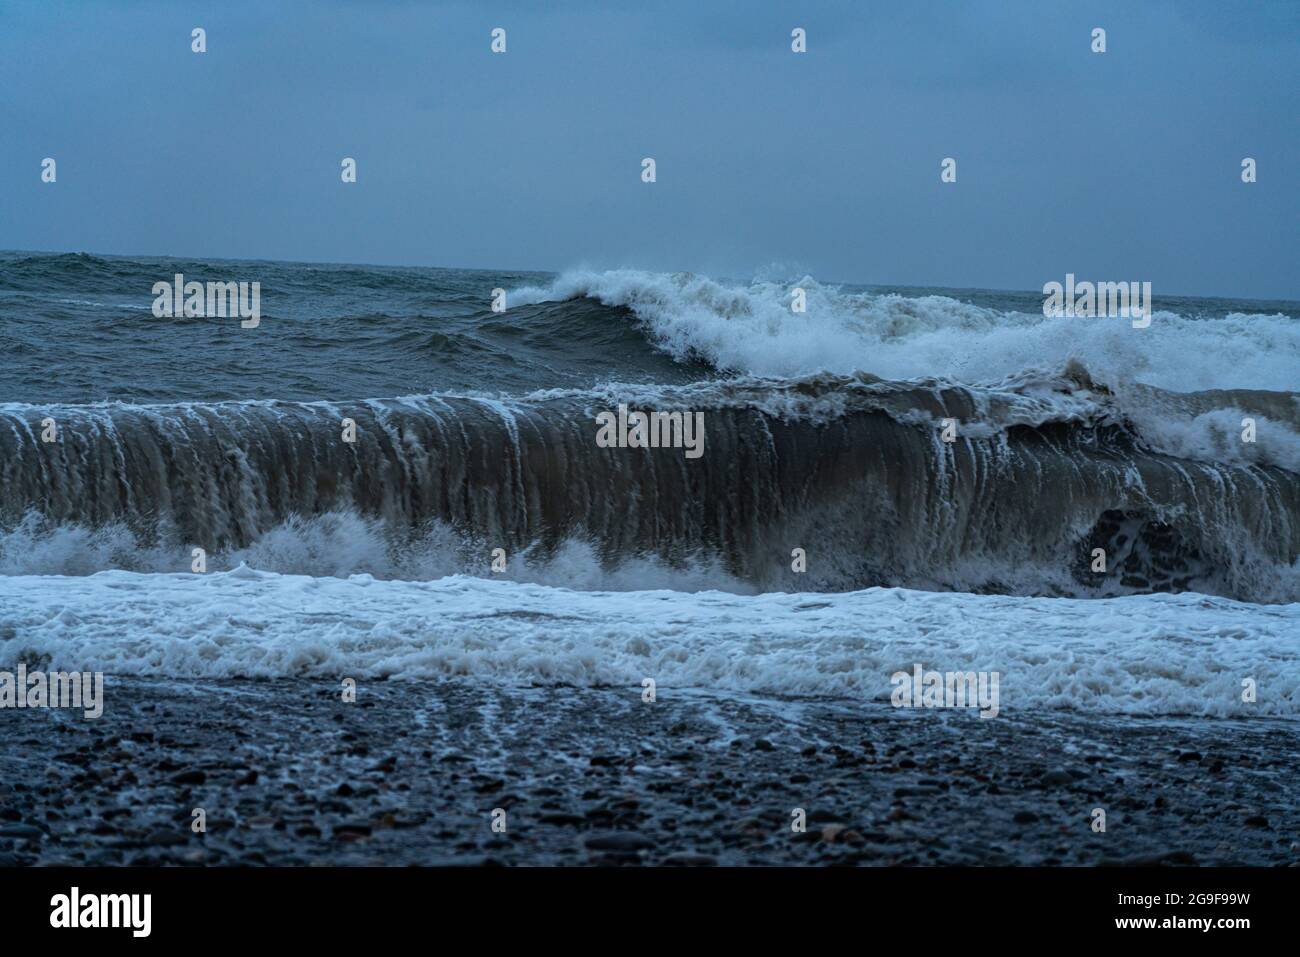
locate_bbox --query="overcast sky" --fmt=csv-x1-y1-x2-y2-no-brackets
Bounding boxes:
1,0,1296,298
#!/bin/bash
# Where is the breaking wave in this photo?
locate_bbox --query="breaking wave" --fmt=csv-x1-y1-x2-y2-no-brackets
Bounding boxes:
3,366,1298,601
512,268,1300,393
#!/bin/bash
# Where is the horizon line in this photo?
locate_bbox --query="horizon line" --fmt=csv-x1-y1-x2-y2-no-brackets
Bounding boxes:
3,246,1296,307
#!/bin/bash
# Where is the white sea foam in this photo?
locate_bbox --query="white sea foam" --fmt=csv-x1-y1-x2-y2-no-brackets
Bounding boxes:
0,569,1293,717
512,270,1300,394
1127,405,1300,473
0,511,752,591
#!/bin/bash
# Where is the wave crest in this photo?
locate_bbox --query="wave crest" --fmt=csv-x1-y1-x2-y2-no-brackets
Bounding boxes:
512,269,1300,393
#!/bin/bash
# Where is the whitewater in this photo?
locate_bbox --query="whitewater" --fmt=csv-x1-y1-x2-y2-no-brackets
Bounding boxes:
1,567,1295,717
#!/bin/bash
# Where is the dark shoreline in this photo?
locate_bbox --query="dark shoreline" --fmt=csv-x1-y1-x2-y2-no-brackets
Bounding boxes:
3,678,1296,866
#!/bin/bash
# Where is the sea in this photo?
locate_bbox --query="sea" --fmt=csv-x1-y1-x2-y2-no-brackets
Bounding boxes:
1,250,1297,718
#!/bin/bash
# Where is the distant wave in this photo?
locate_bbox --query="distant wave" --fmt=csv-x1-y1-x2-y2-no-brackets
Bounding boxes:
5,255,1296,401
512,269,1300,393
